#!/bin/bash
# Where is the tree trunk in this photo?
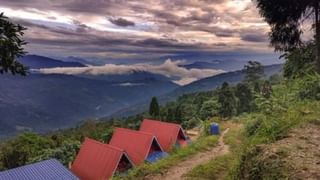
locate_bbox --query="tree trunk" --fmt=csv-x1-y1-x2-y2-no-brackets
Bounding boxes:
315,2,320,73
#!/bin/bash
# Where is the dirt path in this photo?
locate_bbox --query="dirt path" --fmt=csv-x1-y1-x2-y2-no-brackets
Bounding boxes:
145,128,230,180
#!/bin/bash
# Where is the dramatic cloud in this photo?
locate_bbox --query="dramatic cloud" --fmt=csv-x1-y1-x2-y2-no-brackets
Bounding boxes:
38,59,225,85
109,17,135,27
0,0,289,68
241,34,268,42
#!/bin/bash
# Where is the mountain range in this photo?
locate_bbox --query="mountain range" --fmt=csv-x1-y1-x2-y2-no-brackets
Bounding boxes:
0,55,282,138
110,64,283,117
20,55,86,69
181,60,247,71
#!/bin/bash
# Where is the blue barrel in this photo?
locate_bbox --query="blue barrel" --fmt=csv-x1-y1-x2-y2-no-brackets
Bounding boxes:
210,123,220,135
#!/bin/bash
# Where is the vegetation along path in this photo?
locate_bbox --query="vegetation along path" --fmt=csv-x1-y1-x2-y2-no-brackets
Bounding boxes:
145,128,230,180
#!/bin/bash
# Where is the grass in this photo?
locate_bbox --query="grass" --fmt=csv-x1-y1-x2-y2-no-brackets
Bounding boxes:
228,77,320,180
185,154,234,180
113,135,219,180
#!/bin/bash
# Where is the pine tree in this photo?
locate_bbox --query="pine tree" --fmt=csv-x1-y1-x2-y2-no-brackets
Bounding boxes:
0,13,28,75
149,97,159,118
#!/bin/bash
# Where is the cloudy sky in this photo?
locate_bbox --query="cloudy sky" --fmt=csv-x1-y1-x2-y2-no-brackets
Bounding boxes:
0,0,277,61
0,0,284,84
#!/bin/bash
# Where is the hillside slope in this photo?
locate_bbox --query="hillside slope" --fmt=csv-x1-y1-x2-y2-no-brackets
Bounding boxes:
0,73,178,137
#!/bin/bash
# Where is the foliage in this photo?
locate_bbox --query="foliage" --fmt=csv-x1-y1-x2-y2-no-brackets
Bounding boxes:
297,73,320,100
255,0,320,72
218,82,237,118
261,80,272,98
199,99,220,120
29,140,80,166
149,97,160,118
254,0,316,51
0,133,54,169
269,74,283,85
0,12,28,75
283,42,317,78
235,83,254,114
229,76,320,179
182,74,320,180
244,61,264,86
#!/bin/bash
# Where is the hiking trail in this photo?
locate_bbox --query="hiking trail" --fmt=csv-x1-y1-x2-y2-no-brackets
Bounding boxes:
145,128,230,180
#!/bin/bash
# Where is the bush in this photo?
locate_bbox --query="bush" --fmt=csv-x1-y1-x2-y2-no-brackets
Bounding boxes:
245,116,263,137
298,74,320,100
29,140,80,166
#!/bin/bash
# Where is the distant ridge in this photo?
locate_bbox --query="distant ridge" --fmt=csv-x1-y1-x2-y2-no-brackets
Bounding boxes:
109,64,283,117
19,55,86,69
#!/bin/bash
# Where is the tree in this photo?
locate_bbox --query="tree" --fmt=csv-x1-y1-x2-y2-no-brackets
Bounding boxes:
0,133,54,169
29,140,80,167
199,99,220,120
244,61,264,86
235,83,254,114
283,42,316,78
149,97,159,118
255,0,320,72
218,82,237,118
0,13,28,75
174,104,183,123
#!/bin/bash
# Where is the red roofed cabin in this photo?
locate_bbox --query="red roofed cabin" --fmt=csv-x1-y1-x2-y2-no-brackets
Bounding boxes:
71,138,133,180
140,119,189,152
109,128,167,165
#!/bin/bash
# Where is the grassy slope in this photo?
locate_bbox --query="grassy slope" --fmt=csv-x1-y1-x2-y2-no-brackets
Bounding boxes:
187,75,320,180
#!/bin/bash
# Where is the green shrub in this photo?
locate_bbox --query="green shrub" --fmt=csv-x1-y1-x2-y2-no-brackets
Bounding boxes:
245,116,263,137
298,74,320,100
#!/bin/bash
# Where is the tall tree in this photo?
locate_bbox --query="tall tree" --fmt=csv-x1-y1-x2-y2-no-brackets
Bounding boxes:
174,104,183,123
283,42,316,78
0,13,28,75
255,0,320,72
218,82,237,118
235,83,254,114
244,61,264,87
149,96,159,118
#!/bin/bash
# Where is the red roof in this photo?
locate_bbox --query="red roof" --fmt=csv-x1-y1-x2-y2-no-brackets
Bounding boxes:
109,128,163,165
71,138,133,180
140,119,188,151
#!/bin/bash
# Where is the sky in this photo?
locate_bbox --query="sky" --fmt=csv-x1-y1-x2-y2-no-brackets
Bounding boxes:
0,0,283,85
